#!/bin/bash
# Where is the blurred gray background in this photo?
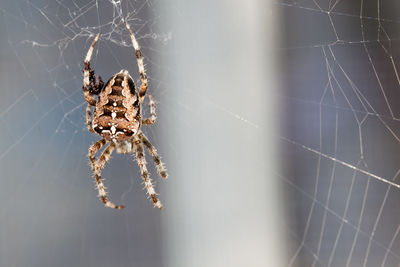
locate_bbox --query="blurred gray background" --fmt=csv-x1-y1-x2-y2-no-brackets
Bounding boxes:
2,0,400,267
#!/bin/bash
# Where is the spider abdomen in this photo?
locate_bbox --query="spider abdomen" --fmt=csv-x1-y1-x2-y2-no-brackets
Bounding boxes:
92,70,141,142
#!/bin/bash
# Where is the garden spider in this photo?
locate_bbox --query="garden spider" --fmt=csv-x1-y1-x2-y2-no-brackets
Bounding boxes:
82,22,167,210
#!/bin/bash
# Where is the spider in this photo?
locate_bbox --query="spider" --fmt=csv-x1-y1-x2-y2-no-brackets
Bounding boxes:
82,22,167,210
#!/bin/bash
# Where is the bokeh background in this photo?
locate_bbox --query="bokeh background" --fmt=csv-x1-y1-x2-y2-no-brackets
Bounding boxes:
1,0,400,267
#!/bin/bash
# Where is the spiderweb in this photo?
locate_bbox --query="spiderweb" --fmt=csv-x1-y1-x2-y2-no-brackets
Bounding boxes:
2,0,400,266
280,0,400,266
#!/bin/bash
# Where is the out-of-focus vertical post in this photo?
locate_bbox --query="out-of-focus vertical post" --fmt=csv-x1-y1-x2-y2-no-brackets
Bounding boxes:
159,0,287,266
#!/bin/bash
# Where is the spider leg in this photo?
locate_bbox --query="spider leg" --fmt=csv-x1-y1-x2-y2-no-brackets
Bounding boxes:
142,95,157,125
125,22,148,104
139,132,168,179
133,137,163,209
86,104,95,133
88,139,125,209
83,34,104,106
95,142,116,176
88,138,107,171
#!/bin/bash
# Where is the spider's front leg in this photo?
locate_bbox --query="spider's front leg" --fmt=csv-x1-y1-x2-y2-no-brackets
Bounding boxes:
125,22,148,104
83,34,105,132
83,34,104,104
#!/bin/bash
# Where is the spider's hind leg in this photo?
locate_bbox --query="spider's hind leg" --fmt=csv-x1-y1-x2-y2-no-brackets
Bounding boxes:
133,137,163,209
139,132,168,179
88,139,125,209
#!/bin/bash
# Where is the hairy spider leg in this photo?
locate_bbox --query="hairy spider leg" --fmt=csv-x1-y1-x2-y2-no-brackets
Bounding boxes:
88,138,107,171
142,95,157,125
125,22,148,104
83,34,100,106
83,34,105,132
139,132,168,179
96,142,116,177
88,139,125,209
86,104,95,133
133,137,163,209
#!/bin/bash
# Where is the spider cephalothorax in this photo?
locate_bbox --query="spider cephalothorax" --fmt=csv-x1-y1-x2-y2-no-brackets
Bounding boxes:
82,22,167,210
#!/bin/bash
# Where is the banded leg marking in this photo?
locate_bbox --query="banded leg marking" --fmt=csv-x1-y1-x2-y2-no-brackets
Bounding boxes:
142,95,157,125
83,34,100,105
133,138,163,209
125,22,148,104
86,104,94,133
139,133,168,179
88,139,125,209
88,138,107,172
